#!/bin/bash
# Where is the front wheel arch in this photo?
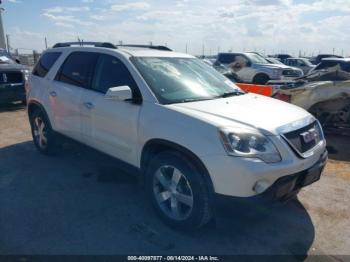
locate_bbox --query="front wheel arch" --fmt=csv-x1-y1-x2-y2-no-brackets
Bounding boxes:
28,102,53,130
140,139,215,195
253,73,270,85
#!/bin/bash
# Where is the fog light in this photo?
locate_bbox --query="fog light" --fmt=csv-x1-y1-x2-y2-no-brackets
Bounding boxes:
253,180,270,194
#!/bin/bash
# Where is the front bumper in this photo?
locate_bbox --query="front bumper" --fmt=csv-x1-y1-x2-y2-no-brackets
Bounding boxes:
0,83,26,103
215,149,327,204
257,149,327,201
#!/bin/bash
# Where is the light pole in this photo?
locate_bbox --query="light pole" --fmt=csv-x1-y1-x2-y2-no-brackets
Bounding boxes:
0,6,6,50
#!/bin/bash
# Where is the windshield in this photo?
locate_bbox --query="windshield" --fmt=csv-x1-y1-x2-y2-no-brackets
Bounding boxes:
245,53,269,64
300,58,313,66
267,57,284,65
131,57,242,104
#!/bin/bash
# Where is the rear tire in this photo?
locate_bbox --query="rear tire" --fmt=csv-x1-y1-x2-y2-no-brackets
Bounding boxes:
253,74,270,85
29,108,58,155
145,151,212,230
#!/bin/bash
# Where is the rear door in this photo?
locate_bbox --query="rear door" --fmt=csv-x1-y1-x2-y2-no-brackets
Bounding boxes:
49,51,98,141
80,54,141,165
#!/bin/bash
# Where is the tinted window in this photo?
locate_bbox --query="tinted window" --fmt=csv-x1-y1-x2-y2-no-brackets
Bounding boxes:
340,62,350,72
287,60,296,66
315,61,339,70
296,60,306,66
56,52,98,88
92,54,138,95
33,52,61,78
218,54,237,64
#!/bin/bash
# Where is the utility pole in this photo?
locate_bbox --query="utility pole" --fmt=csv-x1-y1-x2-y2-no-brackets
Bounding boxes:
185,43,188,54
44,37,48,49
6,34,10,53
0,6,6,50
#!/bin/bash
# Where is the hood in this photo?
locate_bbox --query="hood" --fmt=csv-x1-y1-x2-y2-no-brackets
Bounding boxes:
167,93,312,135
253,63,297,70
0,63,27,71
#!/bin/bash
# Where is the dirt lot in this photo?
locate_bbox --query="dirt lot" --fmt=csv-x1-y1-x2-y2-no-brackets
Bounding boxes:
0,103,349,258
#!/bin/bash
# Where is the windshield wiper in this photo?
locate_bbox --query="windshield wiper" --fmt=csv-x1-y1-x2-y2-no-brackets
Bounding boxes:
180,97,215,103
218,90,246,98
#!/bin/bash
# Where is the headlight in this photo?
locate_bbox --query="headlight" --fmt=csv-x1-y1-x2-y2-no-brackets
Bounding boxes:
272,69,281,77
21,69,30,81
219,128,281,163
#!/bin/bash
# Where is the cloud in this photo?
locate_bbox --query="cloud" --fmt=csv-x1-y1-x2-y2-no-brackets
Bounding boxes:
12,0,350,55
7,0,22,3
42,13,93,27
111,2,150,12
43,6,90,14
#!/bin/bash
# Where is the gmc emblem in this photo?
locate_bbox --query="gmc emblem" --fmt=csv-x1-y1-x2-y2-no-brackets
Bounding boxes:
300,128,318,144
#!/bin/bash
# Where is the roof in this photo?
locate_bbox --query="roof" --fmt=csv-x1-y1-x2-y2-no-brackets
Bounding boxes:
47,44,194,58
321,57,350,62
286,57,308,61
118,47,194,58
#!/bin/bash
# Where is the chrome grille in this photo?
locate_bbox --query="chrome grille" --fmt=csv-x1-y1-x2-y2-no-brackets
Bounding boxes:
282,121,323,157
0,72,23,84
282,69,301,77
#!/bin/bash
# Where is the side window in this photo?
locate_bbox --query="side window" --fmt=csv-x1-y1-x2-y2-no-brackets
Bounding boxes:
92,54,138,95
340,62,350,72
32,52,61,78
316,61,338,70
56,52,99,88
297,60,305,66
218,54,236,64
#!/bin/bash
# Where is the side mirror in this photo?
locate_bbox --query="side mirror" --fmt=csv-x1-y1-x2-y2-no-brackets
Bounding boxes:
105,86,132,101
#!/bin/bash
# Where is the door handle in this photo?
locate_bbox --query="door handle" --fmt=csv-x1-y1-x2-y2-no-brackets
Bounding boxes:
83,102,94,109
49,91,57,97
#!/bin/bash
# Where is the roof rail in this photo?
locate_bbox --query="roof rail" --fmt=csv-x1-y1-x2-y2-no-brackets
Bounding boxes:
117,44,172,51
52,42,117,49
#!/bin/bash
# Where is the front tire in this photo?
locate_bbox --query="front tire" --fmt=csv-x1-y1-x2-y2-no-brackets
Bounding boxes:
145,151,212,230
253,74,270,85
29,108,57,155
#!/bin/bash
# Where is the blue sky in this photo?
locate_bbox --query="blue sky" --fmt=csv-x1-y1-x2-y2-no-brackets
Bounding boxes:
2,0,350,56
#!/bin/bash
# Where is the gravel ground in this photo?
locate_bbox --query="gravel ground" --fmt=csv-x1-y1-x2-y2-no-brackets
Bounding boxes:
0,103,349,259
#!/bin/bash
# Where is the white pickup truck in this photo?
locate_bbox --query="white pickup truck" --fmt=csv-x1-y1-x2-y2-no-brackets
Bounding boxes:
216,52,303,85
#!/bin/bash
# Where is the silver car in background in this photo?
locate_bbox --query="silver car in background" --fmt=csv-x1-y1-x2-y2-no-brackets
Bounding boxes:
284,58,315,75
216,52,303,84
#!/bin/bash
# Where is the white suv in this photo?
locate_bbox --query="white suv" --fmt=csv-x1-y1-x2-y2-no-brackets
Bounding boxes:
27,42,327,229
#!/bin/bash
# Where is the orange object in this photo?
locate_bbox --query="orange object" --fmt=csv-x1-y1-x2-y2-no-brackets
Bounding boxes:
236,83,273,97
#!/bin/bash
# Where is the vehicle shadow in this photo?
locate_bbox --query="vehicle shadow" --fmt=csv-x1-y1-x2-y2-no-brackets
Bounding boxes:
0,140,314,257
0,102,26,113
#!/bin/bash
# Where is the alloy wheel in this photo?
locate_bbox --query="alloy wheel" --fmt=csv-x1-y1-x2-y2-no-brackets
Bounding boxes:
33,116,48,150
153,165,194,221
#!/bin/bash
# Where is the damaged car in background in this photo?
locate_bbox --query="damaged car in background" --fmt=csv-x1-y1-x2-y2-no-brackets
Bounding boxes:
215,52,303,85
270,58,350,133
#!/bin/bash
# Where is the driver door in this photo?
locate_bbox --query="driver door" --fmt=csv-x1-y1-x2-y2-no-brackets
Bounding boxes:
80,54,141,165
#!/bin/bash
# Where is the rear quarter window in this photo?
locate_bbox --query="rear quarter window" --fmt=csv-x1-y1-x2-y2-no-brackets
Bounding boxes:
32,52,62,78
